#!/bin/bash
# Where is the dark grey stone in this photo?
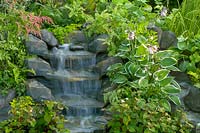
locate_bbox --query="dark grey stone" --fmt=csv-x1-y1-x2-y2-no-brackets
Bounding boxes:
65,30,87,44
184,84,200,112
25,34,49,57
26,79,54,101
41,29,59,47
147,25,177,50
0,90,16,109
25,57,52,77
88,34,108,53
94,57,122,77
69,45,84,51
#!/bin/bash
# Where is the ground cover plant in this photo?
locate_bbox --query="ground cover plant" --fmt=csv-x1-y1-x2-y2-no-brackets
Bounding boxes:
0,96,69,133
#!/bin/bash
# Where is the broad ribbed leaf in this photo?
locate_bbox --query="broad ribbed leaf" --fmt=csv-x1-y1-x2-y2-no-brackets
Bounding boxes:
160,99,171,112
168,95,181,106
163,85,181,94
138,77,148,87
153,69,169,81
107,63,122,71
159,77,173,87
128,63,139,76
135,44,148,57
160,57,177,67
113,74,127,84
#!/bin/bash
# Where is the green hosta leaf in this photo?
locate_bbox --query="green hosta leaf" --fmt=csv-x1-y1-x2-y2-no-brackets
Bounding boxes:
155,50,174,59
107,63,122,71
127,81,139,88
153,69,169,81
160,57,177,67
160,99,171,112
135,68,147,77
138,77,148,87
166,66,180,71
135,44,148,57
128,63,139,76
159,77,173,87
113,74,128,84
177,36,188,50
179,61,189,72
168,95,181,106
136,35,148,44
162,85,181,94
171,80,181,89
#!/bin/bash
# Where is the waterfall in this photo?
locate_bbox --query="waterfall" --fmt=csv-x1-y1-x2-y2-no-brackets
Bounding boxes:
48,44,106,132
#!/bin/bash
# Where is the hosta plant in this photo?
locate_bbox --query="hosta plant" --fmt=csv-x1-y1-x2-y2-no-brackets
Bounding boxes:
104,25,193,132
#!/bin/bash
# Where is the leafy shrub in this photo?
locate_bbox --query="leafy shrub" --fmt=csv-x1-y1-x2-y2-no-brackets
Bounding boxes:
108,95,192,133
0,96,69,133
48,24,81,44
165,0,200,37
0,0,52,96
178,35,200,88
104,20,193,132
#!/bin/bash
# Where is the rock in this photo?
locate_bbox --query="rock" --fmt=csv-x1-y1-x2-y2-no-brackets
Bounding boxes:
147,25,177,50
94,57,122,77
184,84,200,112
41,29,59,47
0,90,16,109
96,52,108,63
25,57,52,77
66,30,87,44
69,45,84,51
26,79,54,101
25,34,49,58
170,71,191,83
88,34,108,53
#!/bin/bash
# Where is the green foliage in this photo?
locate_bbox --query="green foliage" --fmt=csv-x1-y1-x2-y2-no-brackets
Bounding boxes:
0,0,52,96
48,24,81,44
108,96,193,133
0,96,69,133
165,0,200,37
104,12,192,131
84,0,157,55
177,35,200,88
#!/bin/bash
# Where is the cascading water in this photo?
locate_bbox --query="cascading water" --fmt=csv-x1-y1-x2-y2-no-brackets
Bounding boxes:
48,44,106,133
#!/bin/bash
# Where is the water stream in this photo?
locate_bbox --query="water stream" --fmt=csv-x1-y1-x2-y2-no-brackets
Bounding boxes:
49,44,106,133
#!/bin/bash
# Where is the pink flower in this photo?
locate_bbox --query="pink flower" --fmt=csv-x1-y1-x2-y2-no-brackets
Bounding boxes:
148,45,158,54
127,31,135,40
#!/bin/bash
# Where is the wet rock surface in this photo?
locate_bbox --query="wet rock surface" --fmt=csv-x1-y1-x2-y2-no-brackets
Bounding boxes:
41,29,59,47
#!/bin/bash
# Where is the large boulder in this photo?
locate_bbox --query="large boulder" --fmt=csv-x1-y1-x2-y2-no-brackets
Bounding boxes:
94,57,122,77
41,29,59,47
25,34,49,58
0,90,16,109
88,34,108,53
184,84,200,112
65,30,87,44
25,57,52,77
26,79,54,101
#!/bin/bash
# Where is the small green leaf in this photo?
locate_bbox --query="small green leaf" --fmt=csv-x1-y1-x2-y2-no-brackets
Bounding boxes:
155,50,174,59
160,57,177,67
160,99,171,112
107,63,122,71
138,77,148,87
162,85,181,94
136,35,148,44
135,44,148,57
159,77,173,86
113,74,128,84
153,69,169,81
168,95,181,106
128,64,139,76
